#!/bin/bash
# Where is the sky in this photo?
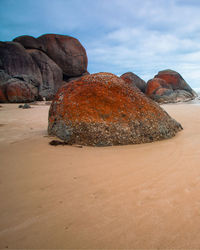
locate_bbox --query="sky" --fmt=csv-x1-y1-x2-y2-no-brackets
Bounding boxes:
0,0,200,88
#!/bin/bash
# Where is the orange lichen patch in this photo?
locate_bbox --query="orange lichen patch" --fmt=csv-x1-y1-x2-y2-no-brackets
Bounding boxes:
145,78,168,96
154,69,197,93
6,81,33,103
155,73,179,86
49,73,165,124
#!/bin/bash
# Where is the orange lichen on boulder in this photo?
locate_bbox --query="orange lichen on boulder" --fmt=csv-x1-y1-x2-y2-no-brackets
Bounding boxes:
6,80,35,103
145,78,171,96
48,73,182,146
155,69,196,93
146,69,197,103
156,72,179,87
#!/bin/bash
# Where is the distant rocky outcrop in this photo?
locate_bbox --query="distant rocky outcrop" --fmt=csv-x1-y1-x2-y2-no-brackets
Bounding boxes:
146,69,197,103
48,72,182,146
0,34,88,102
120,72,146,92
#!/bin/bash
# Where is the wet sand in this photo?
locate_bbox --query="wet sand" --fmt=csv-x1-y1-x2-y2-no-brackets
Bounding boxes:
0,103,200,249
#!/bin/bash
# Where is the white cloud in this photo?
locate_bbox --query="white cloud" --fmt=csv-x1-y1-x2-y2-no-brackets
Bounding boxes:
85,0,200,88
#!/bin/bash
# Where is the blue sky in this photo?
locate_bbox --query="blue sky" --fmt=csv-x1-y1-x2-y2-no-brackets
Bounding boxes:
0,0,200,88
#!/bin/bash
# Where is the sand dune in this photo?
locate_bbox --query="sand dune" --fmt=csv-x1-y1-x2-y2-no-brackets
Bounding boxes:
0,103,200,249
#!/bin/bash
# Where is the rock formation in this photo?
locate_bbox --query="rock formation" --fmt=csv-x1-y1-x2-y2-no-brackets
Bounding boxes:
146,69,197,103
0,41,42,84
37,34,88,77
48,72,182,146
27,49,63,100
0,34,88,102
120,72,146,92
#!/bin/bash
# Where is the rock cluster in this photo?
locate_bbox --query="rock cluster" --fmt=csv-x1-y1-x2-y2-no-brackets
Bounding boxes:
145,69,197,103
0,34,88,102
1,33,193,146
48,72,182,146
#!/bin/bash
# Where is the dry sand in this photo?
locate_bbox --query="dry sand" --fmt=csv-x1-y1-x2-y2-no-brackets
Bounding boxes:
0,102,200,249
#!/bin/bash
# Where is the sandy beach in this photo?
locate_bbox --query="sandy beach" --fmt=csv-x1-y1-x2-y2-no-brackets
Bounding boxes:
0,102,200,249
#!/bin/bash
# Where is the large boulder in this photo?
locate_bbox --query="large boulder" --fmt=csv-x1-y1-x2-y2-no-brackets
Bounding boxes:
146,69,197,103
0,71,39,103
37,34,88,77
120,72,146,92
48,72,182,146
27,49,63,99
155,69,195,93
13,35,44,51
0,34,89,102
0,41,42,85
